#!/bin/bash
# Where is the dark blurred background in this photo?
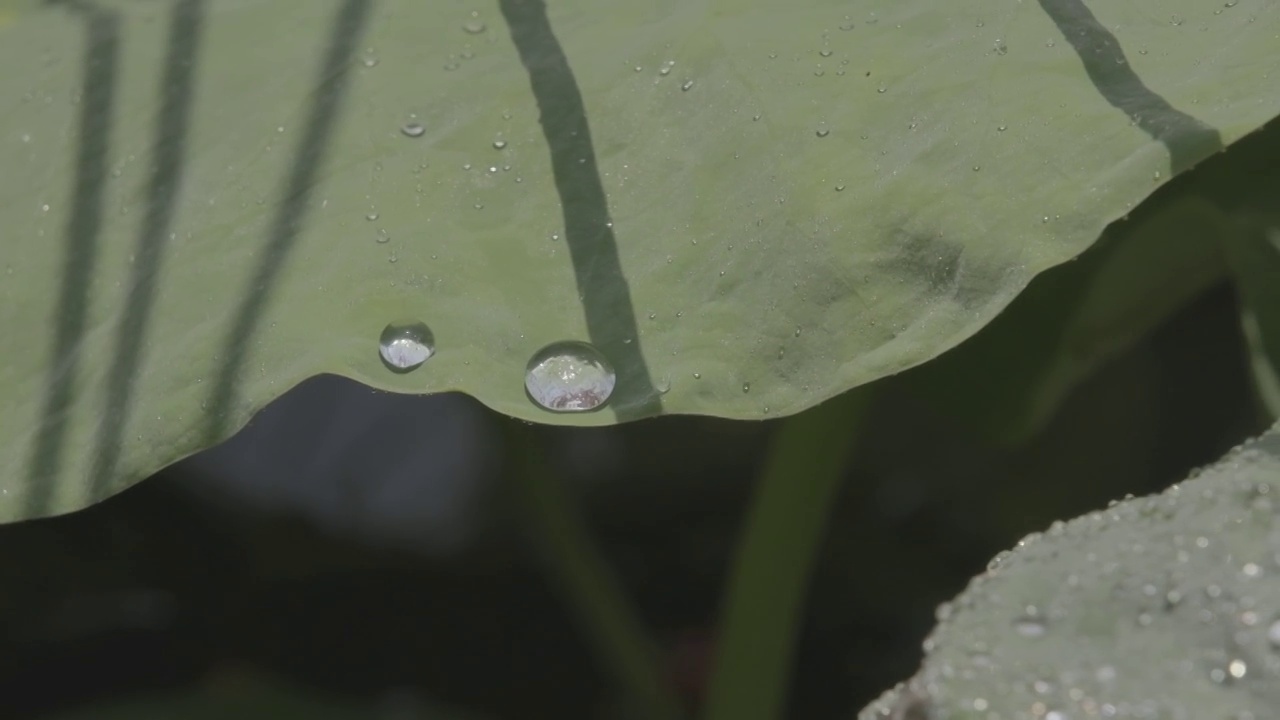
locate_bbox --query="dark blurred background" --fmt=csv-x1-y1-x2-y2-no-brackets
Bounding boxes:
0,279,1264,719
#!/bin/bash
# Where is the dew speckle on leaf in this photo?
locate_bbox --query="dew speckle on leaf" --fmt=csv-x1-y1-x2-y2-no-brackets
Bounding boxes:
378,321,435,372
401,123,425,138
492,138,507,150
525,341,616,413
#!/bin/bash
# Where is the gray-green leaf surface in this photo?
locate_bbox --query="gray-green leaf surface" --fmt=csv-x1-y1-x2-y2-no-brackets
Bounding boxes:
860,422,1280,720
2,0,1278,519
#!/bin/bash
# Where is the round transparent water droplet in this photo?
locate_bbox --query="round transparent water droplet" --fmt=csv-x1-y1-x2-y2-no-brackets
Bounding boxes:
742,382,750,393
379,321,435,372
815,122,830,137
375,228,390,244
819,48,833,57
401,123,425,138
462,19,486,34
366,212,379,221
492,138,507,150
524,341,616,412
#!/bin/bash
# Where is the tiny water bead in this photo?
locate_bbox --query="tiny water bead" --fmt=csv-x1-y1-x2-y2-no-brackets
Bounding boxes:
524,341,617,412
462,19,486,34
401,123,425,138
378,321,435,372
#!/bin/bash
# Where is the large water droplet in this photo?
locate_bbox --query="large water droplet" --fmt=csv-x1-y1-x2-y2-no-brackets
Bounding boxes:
379,321,435,372
401,123,425,138
462,19,486,34
524,341,616,412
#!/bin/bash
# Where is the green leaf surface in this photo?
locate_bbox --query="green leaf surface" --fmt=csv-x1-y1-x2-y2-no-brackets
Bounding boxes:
3,0,1279,519
859,422,1280,720
905,187,1228,445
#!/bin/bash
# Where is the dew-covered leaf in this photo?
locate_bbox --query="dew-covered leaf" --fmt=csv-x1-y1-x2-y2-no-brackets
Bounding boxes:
2,0,1279,519
860,422,1280,720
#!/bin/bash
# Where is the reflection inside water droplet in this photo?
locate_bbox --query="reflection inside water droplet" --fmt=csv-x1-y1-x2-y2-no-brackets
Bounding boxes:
379,321,435,372
525,341,616,412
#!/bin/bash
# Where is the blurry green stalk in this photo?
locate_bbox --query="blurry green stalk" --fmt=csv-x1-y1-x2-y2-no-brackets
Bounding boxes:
702,389,871,720
507,421,685,720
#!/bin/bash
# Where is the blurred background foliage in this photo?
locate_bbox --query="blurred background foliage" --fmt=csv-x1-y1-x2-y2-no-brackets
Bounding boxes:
0,259,1266,719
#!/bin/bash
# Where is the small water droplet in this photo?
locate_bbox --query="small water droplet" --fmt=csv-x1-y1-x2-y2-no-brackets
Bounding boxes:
693,372,702,380
375,228,390,244
525,341,616,412
839,21,855,31
997,124,1007,132
819,49,833,58
972,164,981,171
366,212,379,221
361,53,379,68
379,321,435,372
1014,616,1047,638
462,19,486,34
681,79,694,91
659,60,675,76
815,122,830,137
1171,14,1185,25
492,138,508,150
994,38,1008,55
834,183,846,192
401,123,425,138
876,84,887,94
742,382,750,393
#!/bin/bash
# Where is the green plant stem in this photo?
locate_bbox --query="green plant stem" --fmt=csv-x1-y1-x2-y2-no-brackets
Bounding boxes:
701,389,872,720
506,421,685,720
